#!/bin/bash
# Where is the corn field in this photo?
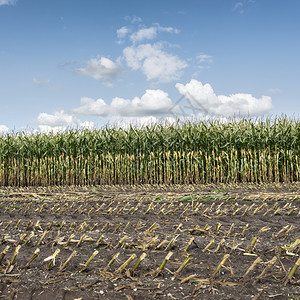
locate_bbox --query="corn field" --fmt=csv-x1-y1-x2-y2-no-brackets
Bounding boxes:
0,117,299,186
0,184,299,298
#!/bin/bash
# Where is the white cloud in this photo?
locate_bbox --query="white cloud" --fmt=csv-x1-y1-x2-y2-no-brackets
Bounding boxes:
80,121,95,130
111,89,173,116
130,27,157,43
117,26,131,38
73,97,108,116
0,0,16,6
37,110,79,128
33,77,50,87
0,125,9,134
123,43,187,82
75,57,122,86
130,25,179,43
197,54,213,64
36,110,94,133
73,89,174,117
176,79,273,117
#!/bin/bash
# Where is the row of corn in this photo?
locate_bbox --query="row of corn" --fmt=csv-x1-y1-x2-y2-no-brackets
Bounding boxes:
0,117,299,186
0,148,298,186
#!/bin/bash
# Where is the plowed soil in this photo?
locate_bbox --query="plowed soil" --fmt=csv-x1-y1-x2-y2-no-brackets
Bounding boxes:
0,183,299,299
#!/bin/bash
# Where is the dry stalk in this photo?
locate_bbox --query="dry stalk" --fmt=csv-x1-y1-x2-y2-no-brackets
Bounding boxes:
211,254,230,278
52,230,61,247
122,222,130,233
184,237,195,252
145,222,160,234
241,224,249,236
24,248,40,269
158,251,173,271
174,223,182,234
174,256,191,277
76,234,86,247
64,233,75,247
242,257,262,279
285,257,300,285
113,223,122,233
155,240,168,250
115,236,127,248
215,223,222,233
203,239,214,252
36,230,48,246
90,223,98,231
134,221,142,232
214,238,225,253
115,254,137,273
79,250,99,272
59,250,77,272
24,232,34,245
10,245,21,265
0,246,10,265
44,248,60,269
165,235,178,251
256,256,277,280
132,253,147,271
104,252,120,271
96,235,104,246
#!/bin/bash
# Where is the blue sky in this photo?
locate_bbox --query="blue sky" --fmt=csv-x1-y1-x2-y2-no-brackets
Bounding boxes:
0,0,299,132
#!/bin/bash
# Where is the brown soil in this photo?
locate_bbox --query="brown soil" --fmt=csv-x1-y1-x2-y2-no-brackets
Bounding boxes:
0,183,299,300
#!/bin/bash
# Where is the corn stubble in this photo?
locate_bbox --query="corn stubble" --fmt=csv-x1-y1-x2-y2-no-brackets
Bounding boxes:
0,188,299,298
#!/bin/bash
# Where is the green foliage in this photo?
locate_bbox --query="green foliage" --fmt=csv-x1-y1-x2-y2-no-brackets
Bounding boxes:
0,117,299,185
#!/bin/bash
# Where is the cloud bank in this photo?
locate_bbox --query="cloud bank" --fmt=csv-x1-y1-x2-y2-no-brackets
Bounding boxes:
176,79,273,117
34,79,273,132
36,110,94,133
73,89,173,117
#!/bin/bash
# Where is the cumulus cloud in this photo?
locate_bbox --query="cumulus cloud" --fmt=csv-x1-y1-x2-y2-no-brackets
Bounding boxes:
130,25,179,43
0,0,16,6
176,79,273,117
72,97,108,116
123,43,187,82
36,110,94,133
0,125,9,134
75,57,122,86
116,22,185,81
73,89,174,117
